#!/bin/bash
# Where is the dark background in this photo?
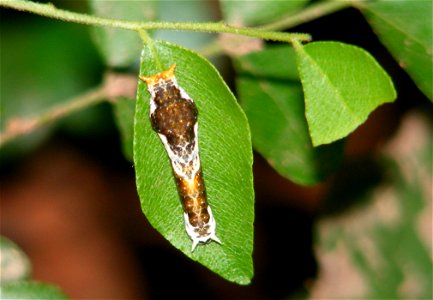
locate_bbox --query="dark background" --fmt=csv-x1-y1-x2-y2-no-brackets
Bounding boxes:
1,1,431,299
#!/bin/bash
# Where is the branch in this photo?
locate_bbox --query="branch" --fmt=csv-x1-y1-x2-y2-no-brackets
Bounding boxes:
0,0,311,43
0,0,357,144
0,73,138,146
0,87,106,146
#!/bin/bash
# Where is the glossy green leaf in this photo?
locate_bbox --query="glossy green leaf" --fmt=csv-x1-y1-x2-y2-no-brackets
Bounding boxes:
134,40,254,284
0,281,69,300
89,1,156,67
235,45,343,185
112,98,135,161
361,0,432,101
295,41,397,146
220,0,308,26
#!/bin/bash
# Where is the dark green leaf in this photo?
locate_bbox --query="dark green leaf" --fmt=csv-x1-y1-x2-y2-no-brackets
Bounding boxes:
235,45,300,80
89,1,156,67
220,0,308,26
0,281,69,300
295,41,396,146
361,0,433,101
134,40,254,284
235,45,343,185
112,98,135,161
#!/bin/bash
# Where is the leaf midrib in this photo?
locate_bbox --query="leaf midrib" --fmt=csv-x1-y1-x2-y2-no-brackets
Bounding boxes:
303,50,361,123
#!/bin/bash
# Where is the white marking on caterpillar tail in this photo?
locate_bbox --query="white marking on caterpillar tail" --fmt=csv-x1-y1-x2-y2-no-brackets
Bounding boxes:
139,64,221,251
184,206,221,251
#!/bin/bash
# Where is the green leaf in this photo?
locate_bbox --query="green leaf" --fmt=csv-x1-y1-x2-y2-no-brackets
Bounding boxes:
134,40,254,284
295,41,397,146
220,0,308,26
112,98,135,161
235,45,300,80
361,0,433,101
235,45,343,185
0,281,69,299
0,236,31,283
89,1,156,67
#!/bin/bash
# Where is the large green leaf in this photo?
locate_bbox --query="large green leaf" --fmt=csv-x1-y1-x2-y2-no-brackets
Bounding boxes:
89,1,156,67
112,97,135,161
360,0,433,101
295,41,396,146
134,40,254,284
220,0,308,26
235,45,343,185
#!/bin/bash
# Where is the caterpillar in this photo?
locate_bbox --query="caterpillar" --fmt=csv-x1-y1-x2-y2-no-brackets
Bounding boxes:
139,64,221,251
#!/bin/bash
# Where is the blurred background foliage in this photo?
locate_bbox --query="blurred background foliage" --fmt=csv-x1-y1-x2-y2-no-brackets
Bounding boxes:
1,0,431,299
0,1,108,162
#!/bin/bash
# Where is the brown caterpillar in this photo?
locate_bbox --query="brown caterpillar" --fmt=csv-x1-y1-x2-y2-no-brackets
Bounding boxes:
139,64,221,251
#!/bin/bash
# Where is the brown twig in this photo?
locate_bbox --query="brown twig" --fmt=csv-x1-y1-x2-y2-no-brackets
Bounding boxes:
0,72,138,146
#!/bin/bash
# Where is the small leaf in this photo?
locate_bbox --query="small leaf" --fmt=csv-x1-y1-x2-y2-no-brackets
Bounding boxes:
295,41,396,146
0,281,69,300
89,1,156,67
220,0,308,26
235,45,343,185
134,40,254,284
361,0,432,101
112,98,135,161
0,236,31,283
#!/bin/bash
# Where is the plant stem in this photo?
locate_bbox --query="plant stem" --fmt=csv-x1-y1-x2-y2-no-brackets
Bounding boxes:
0,0,311,43
0,0,357,145
0,86,107,146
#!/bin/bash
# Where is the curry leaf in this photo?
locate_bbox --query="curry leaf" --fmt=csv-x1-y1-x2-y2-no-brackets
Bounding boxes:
235,45,343,185
134,40,254,284
360,0,432,101
295,41,396,146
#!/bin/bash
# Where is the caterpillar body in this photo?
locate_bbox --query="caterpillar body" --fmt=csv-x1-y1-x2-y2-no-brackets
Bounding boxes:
139,64,221,251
